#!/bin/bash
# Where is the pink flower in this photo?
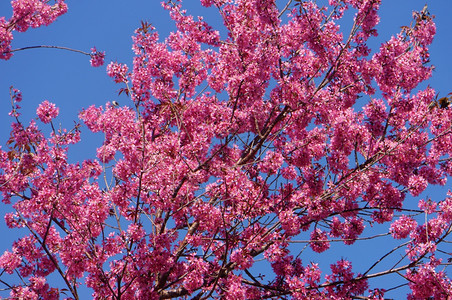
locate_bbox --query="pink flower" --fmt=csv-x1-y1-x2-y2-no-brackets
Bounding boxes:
418,198,437,214
281,165,297,180
11,0,68,32
183,256,208,293
107,62,129,83
367,288,386,299
340,217,365,245
36,100,59,123
406,262,452,299
279,210,301,236
310,228,330,253
439,194,452,222
0,250,22,274
126,223,145,241
96,144,116,163
325,260,368,298
408,175,428,197
390,215,417,239
0,17,13,60
224,274,246,300
29,276,46,291
200,0,214,7
90,47,105,67
230,248,253,270
260,150,283,174
10,286,38,299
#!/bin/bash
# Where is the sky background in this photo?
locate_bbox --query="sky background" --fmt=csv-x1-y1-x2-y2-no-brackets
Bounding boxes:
0,0,451,298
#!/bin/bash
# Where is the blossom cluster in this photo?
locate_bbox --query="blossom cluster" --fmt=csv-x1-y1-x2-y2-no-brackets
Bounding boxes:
89,47,105,67
0,0,68,60
36,100,59,124
106,62,129,83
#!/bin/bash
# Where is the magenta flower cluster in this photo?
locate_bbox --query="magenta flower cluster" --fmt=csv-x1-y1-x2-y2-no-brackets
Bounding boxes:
0,0,67,60
36,100,59,124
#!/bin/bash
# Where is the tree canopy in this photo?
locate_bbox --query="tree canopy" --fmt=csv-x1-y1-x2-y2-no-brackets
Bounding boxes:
1,0,451,299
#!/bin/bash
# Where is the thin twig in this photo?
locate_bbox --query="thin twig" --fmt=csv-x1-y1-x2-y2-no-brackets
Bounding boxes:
6,45,90,56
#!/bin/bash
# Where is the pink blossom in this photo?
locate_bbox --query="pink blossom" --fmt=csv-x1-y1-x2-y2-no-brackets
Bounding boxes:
412,14,436,46
10,286,38,299
418,198,437,214
230,248,253,270
325,260,368,298
10,0,68,32
406,262,452,299
390,215,417,239
224,274,246,299
126,223,145,241
36,100,59,123
183,255,208,293
0,250,22,274
200,0,214,7
0,0,67,60
29,276,46,292
90,47,105,67
439,193,452,222
107,61,129,83
260,150,283,174
78,105,103,132
363,98,387,136
310,228,330,253
279,210,301,236
341,217,365,245
281,165,297,180
367,288,386,299
0,17,13,60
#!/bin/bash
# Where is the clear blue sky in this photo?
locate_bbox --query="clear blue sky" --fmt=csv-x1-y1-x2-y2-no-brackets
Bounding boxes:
1,0,451,298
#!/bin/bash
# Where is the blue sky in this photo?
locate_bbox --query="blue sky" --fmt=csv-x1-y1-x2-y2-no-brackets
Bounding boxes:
1,0,451,298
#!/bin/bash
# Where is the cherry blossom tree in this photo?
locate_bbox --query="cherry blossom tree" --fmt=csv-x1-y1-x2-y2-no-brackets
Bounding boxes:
1,0,452,299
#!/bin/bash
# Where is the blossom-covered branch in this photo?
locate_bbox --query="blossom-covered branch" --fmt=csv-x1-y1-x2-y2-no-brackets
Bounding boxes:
0,0,451,299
